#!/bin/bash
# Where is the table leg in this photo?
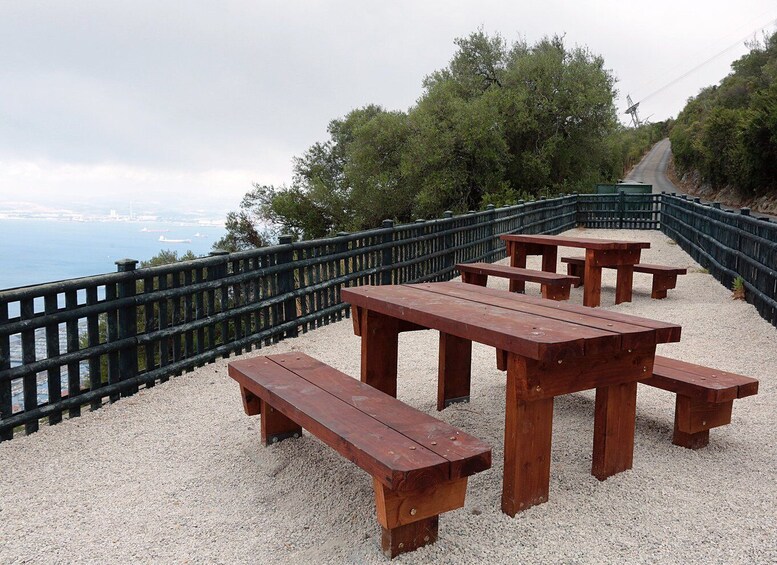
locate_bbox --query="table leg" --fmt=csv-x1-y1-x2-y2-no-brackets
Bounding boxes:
592,381,638,480
502,357,554,516
360,309,399,397
509,244,528,293
615,266,634,304
437,333,472,410
541,246,558,273
583,249,603,308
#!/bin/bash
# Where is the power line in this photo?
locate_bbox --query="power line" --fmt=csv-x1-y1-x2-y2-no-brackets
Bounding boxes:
634,16,777,107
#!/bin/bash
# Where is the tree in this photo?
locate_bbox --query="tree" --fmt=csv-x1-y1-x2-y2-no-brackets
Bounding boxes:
220,30,622,242
140,249,198,267
670,29,777,197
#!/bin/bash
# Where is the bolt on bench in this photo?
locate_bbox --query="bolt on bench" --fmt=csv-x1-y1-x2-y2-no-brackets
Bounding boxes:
456,262,579,301
640,355,759,449
228,353,492,558
561,256,687,299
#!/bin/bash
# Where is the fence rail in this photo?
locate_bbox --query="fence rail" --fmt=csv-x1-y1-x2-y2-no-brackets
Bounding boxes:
2,193,774,441
661,194,776,328
0,196,580,439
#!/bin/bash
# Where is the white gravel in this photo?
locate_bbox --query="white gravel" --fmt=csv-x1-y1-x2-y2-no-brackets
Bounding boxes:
1,228,775,565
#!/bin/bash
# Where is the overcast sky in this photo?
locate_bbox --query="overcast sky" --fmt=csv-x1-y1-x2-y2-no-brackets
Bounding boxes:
1,1,775,219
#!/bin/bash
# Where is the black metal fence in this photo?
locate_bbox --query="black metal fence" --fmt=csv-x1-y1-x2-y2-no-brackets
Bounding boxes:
577,192,661,229
2,192,773,441
661,194,776,328
0,197,580,440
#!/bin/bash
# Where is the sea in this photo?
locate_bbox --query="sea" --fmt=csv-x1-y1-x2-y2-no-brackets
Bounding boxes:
0,217,225,291
1,217,226,414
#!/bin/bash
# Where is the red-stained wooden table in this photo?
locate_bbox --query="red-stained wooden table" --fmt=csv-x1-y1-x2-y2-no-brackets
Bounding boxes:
342,282,681,516
500,234,651,307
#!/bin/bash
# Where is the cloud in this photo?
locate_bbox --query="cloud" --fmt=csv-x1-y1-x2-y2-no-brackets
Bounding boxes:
1,0,775,218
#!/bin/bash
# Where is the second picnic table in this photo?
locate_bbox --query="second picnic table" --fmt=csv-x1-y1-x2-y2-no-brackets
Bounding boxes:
342,282,681,516
500,233,650,307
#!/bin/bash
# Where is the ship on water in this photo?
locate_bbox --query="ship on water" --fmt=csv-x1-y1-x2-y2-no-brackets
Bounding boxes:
158,235,192,243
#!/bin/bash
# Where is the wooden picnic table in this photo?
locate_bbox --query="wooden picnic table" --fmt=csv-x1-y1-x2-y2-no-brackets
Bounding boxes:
500,234,651,307
341,282,681,516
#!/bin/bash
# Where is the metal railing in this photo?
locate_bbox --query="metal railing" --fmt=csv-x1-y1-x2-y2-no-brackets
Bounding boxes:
2,192,773,441
661,194,776,328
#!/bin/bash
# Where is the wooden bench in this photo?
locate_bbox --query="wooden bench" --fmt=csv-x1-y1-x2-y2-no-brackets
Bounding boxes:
561,256,687,299
228,353,492,558
640,355,759,449
456,262,580,300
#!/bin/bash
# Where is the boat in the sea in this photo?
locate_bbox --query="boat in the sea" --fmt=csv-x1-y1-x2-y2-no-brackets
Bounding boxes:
141,227,170,233
158,235,192,244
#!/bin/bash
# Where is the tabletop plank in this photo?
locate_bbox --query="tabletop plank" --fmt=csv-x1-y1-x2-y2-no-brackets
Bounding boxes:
342,285,623,361
500,234,650,251
412,282,658,351
434,282,681,344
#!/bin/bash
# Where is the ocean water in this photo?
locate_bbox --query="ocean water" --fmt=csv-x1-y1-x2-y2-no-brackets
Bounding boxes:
1,218,225,413
0,218,225,290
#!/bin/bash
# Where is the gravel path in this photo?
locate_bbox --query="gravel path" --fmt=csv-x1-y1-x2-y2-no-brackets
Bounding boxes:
2,228,775,565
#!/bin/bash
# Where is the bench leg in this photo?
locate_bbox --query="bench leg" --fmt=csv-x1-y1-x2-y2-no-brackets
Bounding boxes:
651,273,677,299
592,381,638,480
461,272,488,287
373,477,467,558
260,400,302,446
566,263,584,287
673,396,733,449
542,283,571,301
437,333,472,410
615,266,634,305
240,386,261,416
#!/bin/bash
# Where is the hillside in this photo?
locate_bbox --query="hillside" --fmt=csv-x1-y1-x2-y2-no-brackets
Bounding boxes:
669,30,777,214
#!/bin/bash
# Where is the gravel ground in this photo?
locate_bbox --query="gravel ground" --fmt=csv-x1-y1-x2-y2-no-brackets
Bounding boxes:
1,228,775,565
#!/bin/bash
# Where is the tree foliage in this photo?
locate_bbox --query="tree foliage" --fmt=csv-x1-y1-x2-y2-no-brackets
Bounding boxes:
140,249,198,268
670,30,777,195
221,30,642,246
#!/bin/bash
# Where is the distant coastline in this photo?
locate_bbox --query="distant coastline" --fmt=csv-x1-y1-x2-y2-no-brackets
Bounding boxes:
0,217,226,291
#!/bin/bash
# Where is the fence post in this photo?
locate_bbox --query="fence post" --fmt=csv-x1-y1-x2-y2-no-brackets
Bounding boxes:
381,220,394,285
486,204,496,261
618,190,625,229
335,232,350,319
277,235,298,338
208,250,230,357
115,259,139,397
443,211,454,279
0,303,11,441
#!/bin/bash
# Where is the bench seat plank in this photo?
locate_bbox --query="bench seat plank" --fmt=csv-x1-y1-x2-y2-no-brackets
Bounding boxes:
269,354,492,479
230,356,448,491
456,262,578,300
646,355,759,403
560,256,687,299
639,355,759,449
633,263,688,276
456,262,578,284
